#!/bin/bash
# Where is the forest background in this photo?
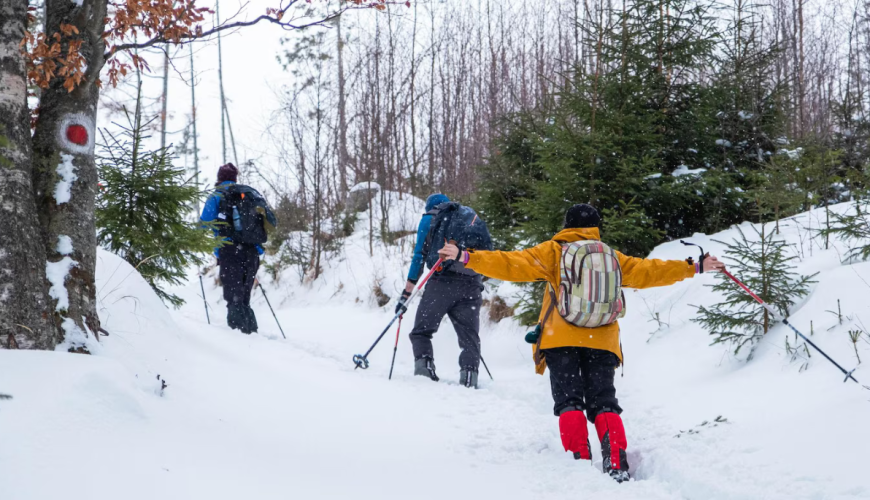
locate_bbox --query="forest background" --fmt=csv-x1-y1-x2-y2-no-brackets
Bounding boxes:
100,0,870,327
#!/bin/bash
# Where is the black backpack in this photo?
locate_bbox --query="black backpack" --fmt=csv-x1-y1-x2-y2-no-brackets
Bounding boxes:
421,202,493,272
216,184,276,246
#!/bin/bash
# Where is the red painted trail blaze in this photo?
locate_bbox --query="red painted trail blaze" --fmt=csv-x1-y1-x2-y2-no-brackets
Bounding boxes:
66,125,88,146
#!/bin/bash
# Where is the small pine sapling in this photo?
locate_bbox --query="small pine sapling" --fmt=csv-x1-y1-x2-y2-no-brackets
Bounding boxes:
820,199,870,263
694,225,817,355
848,329,863,364
825,299,852,331
96,87,216,307
784,333,811,372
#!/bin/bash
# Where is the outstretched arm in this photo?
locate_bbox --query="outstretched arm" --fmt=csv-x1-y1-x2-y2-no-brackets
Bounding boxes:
618,251,725,289
439,242,557,283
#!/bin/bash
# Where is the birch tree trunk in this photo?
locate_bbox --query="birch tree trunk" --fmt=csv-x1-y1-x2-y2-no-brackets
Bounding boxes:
0,0,63,348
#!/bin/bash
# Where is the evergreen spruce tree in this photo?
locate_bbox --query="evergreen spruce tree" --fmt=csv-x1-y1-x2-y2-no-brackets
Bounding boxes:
752,153,804,234
820,199,870,263
710,0,784,179
694,225,815,355
790,145,846,249
96,88,216,307
476,0,744,323
476,0,763,252
600,198,665,256
475,113,548,250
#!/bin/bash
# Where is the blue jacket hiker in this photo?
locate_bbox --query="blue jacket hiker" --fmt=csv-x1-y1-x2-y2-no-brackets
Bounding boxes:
200,163,276,335
398,193,485,388
201,182,265,257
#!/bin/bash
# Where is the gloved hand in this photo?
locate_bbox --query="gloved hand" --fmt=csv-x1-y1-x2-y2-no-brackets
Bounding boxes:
395,289,412,315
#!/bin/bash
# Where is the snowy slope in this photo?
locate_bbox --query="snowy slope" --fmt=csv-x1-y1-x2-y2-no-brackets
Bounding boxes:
2,202,870,500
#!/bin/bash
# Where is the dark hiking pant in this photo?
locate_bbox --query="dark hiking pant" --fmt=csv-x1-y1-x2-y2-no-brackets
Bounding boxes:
219,244,260,334
544,346,622,421
409,274,483,371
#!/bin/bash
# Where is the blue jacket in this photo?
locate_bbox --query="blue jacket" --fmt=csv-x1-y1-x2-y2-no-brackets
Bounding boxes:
201,181,265,257
407,194,450,282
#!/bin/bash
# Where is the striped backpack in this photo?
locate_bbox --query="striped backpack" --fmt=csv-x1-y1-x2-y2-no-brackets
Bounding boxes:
552,240,626,328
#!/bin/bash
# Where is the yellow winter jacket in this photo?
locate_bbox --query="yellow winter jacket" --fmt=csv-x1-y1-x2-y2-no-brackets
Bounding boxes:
465,227,696,374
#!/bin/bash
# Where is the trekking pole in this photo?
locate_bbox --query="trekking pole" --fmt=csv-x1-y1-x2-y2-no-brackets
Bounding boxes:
681,241,859,384
479,354,494,380
256,280,286,339
723,269,858,384
388,316,403,380
354,258,444,370
199,275,210,325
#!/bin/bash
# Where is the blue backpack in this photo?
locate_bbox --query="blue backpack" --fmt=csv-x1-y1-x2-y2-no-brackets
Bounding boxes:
421,202,493,273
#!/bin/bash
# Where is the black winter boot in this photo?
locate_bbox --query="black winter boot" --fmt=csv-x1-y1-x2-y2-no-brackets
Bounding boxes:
594,412,630,483
459,368,478,388
600,433,630,483
414,356,439,381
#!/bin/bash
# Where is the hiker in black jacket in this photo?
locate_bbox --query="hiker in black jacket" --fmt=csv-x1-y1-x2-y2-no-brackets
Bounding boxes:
201,163,276,334
396,194,490,388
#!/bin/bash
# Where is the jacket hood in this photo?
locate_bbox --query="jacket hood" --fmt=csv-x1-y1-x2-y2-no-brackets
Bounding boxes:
551,227,600,243
425,193,450,211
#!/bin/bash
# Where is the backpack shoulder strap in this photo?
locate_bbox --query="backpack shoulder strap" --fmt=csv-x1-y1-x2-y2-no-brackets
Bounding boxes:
420,211,442,264
533,284,559,365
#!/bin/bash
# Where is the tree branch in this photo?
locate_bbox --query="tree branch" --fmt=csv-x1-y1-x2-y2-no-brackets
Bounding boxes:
106,12,337,59
104,1,408,60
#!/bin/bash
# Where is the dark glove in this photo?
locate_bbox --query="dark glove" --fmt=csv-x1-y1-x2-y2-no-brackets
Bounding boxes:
395,289,412,315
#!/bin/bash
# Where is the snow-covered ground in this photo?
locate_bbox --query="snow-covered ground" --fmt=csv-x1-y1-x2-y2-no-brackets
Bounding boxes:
2,199,870,499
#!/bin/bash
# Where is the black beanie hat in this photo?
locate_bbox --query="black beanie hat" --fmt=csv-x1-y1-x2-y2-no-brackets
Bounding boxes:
563,203,601,229
217,163,239,184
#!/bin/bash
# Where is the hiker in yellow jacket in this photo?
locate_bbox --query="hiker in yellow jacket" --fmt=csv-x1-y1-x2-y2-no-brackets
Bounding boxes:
438,203,725,483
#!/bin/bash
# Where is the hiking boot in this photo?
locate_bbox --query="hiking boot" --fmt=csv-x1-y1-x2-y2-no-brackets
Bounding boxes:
594,412,630,483
459,368,479,388
607,467,631,483
414,356,439,381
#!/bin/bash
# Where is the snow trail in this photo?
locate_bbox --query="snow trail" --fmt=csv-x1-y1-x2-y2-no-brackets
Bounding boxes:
3,203,870,499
